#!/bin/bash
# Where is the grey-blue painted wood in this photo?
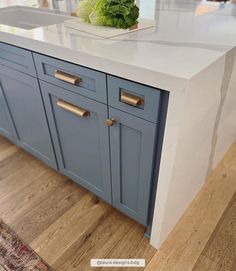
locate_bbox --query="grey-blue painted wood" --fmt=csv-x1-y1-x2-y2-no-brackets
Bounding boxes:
0,64,57,169
0,42,36,77
40,80,112,203
109,107,157,226
0,81,15,142
33,53,107,103
107,75,161,123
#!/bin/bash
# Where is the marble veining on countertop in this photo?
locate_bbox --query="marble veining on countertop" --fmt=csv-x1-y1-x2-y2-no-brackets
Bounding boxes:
0,0,235,90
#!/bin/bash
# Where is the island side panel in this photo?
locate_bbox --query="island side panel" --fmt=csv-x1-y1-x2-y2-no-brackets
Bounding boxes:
150,54,226,248
212,48,236,169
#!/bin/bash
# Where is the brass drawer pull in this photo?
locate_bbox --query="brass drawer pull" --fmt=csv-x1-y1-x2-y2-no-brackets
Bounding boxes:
120,91,144,107
54,70,81,85
57,100,90,118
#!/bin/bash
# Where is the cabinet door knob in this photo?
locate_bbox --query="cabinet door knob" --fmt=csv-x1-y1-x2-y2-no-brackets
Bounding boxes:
106,118,116,127
55,70,81,85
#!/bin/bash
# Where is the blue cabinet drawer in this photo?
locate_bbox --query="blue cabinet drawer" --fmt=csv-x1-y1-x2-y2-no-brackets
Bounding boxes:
33,53,107,103
0,42,36,77
107,76,161,123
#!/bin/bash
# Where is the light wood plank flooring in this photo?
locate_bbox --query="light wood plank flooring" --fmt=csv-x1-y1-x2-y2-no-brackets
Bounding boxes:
0,135,236,271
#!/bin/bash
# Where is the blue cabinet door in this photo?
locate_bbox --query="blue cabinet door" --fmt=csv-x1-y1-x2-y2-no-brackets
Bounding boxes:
0,81,15,141
0,64,57,169
40,81,112,203
108,107,157,226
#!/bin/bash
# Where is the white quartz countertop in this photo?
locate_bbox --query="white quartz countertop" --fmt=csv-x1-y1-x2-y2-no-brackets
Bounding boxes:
0,0,235,91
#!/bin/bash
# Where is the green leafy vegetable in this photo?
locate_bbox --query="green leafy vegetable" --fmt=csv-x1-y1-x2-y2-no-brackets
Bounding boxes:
90,0,139,29
76,0,139,29
75,0,99,23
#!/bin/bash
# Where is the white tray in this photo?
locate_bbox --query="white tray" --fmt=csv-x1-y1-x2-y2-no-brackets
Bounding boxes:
64,18,156,38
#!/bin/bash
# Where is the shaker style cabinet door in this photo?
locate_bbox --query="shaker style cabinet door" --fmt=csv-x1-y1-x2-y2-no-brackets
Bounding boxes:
0,64,57,169
40,81,112,203
0,80,15,141
108,107,157,226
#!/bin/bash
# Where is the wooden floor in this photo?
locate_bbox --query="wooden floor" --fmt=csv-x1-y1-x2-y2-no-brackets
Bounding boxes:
0,135,236,271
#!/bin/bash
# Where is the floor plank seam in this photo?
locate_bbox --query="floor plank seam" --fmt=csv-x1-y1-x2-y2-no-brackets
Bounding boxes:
199,254,223,269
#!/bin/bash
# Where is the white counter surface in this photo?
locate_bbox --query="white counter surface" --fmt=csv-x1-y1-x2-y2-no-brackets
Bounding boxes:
0,0,235,91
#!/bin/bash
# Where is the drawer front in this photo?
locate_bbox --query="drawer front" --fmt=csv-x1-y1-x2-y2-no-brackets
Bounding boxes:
0,42,36,76
108,76,161,123
33,53,107,103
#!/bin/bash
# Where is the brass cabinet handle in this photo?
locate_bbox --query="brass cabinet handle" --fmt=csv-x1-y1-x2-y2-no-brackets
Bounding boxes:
57,100,90,117
120,91,144,107
54,70,81,85
105,118,116,127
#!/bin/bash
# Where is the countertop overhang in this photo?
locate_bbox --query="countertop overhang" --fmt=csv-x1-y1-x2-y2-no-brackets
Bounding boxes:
0,0,235,91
